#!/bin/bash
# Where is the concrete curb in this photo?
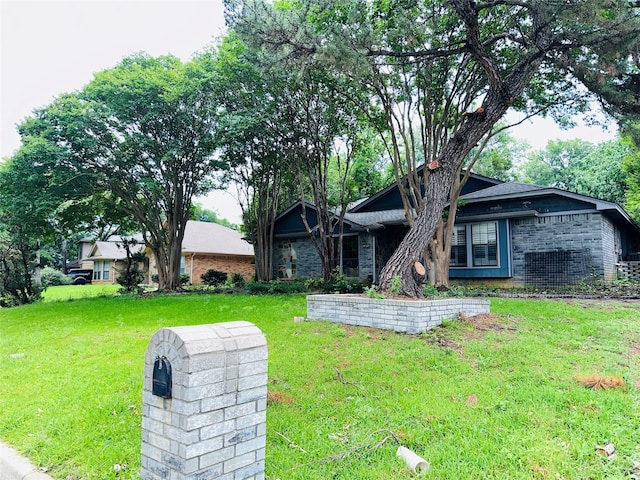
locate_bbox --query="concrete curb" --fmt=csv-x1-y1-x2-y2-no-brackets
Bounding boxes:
0,441,54,480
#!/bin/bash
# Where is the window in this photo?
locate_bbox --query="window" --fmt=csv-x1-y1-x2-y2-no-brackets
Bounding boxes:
450,225,467,267
93,261,102,280
341,236,359,277
331,236,359,277
471,223,497,266
93,261,110,280
180,256,186,275
450,222,499,268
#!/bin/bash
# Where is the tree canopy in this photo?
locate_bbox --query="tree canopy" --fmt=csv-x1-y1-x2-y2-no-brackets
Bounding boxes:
13,53,228,291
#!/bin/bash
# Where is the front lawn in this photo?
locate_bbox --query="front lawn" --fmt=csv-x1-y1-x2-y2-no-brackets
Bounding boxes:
0,293,638,479
41,284,122,302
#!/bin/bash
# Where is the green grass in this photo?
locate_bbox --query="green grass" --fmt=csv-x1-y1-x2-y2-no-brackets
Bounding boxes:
1,292,639,479
41,284,121,302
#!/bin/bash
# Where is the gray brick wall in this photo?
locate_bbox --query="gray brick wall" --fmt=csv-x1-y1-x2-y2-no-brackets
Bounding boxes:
511,213,606,285
307,295,490,334
141,322,267,480
274,234,375,280
601,216,617,282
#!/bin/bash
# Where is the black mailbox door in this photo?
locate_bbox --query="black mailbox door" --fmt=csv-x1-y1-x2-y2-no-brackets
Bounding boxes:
152,356,172,398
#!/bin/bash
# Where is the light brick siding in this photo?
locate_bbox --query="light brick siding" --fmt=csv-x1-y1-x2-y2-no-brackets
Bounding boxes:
141,322,267,480
510,213,607,286
358,232,375,281
307,295,490,334
601,216,618,282
185,254,254,284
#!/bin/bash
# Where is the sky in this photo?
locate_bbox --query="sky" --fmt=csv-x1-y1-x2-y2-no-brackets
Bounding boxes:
1,0,619,224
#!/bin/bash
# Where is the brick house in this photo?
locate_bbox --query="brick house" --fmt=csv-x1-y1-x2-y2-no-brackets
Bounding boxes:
146,221,255,285
84,221,254,285
271,173,640,287
85,237,145,284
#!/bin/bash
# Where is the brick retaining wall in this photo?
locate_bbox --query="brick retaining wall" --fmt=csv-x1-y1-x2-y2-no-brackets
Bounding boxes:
307,294,490,334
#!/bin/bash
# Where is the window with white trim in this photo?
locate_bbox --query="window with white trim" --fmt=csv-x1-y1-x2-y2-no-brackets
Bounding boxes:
180,256,186,275
450,221,499,268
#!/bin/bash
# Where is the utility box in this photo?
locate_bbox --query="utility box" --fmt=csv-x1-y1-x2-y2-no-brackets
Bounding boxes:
141,321,268,480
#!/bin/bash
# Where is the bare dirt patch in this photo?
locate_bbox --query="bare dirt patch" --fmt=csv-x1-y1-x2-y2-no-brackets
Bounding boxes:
575,374,626,390
459,312,517,336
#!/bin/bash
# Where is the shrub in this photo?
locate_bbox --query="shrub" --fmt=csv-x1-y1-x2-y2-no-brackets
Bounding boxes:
364,285,385,299
423,284,440,298
246,280,308,294
150,273,193,286
389,275,403,295
41,267,72,288
201,269,228,287
230,273,246,288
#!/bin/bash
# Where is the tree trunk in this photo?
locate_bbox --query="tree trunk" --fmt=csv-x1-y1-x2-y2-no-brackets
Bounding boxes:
378,167,453,297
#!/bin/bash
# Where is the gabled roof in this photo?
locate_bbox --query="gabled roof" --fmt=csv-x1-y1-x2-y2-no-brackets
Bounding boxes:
86,221,254,259
459,182,547,200
343,209,408,230
181,221,254,256
350,169,503,213
88,240,144,261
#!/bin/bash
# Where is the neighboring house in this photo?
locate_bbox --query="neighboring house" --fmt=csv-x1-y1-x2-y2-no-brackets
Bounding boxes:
86,237,145,284
271,173,640,287
146,221,255,285
80,221,254,286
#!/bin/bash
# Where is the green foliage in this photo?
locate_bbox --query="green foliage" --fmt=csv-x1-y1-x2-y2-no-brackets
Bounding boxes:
519,138,630,204
190,203,238,230
0,229,43,307
201,269,228,287
469,126,529,181
246,280,308,294
388,275,403,296
364,285,386,299
115,239,146,294
621,129,640,223
230,273,246,288
11,52,229,291
40,267,72,288
422,284,440,298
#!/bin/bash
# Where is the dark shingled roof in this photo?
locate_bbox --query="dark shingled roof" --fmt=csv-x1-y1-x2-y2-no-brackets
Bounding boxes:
459,182,547,200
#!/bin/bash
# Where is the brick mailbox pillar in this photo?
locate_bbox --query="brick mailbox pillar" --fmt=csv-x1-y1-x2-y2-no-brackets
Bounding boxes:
141,321,268,480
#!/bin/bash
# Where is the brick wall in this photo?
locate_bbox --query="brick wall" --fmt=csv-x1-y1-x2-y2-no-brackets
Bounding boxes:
511,213,606,286
307,294,490,334
185,254,254,285
141,322,267,480
274,234,375,280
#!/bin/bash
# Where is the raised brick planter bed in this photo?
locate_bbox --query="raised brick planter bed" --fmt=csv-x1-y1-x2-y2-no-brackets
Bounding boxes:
307,294,490,334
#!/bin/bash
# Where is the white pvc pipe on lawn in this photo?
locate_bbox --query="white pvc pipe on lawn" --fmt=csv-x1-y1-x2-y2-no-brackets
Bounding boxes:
397,446,429,475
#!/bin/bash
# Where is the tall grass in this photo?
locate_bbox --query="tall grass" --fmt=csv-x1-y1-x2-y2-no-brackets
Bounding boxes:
0,293,638,479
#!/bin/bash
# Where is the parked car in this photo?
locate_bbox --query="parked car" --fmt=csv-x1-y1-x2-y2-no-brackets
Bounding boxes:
67,269,93,285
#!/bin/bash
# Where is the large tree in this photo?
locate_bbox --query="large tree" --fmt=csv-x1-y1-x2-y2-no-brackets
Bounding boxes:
18,54,226,291
520,138,630,204
213,34,296,281
228,0,640,296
